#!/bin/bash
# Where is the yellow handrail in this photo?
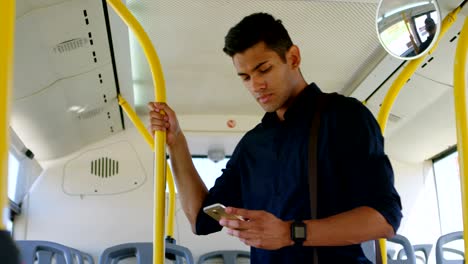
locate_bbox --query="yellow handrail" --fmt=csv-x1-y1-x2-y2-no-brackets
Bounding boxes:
453,17,468,261
117,95,176,238
377,6,462,132
118,96,154,148
376,7,462,263
0,0,16,231
105,1,167,263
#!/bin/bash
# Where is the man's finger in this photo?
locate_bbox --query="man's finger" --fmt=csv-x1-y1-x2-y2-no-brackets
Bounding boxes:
219,218,250,230
225,207,257,219
147,102,156,111
227,229,256,240
149,111,168,120
241,238,261,248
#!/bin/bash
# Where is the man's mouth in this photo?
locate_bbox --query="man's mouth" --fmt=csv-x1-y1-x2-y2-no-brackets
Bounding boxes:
258,94,272,104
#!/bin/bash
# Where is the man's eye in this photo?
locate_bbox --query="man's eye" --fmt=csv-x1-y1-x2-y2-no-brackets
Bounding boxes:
260,66,272,73
242,76,250,81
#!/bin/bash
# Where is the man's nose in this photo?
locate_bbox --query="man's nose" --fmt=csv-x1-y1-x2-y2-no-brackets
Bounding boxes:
251,75,266,92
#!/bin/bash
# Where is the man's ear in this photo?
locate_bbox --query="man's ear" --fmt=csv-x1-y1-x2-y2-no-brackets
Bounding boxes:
287,45,301,70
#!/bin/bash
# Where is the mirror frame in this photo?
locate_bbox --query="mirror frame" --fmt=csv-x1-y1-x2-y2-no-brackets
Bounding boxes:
375,0,442,60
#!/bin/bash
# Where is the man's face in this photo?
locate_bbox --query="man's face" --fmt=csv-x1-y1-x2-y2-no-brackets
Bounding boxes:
232,42,295,113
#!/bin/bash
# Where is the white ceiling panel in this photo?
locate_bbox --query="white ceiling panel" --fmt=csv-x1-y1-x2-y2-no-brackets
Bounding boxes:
11,65,123,160
127,0,384,116
385,88,457,163
12,0,128,160
14,0,112,99
415,15,466,87
353,13,466,163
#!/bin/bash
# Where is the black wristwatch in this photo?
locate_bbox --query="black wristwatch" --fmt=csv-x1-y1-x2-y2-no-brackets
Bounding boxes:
290,220,307,246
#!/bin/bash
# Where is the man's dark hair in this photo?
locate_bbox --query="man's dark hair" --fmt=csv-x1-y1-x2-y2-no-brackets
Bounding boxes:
425,17,436,34
223,13,293,61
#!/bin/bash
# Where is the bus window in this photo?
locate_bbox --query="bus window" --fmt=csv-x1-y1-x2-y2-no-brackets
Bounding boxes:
8,152,20,201
380,20,413,57
433,151,462,234
167,157,230,192
5,152,20,232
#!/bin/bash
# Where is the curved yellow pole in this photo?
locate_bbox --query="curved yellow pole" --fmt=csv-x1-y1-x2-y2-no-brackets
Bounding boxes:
0,0,15,231
118,95,154,149
105,1,167,263
117,95,176,238
453,17,468,261
377,7,462,132
376,7,462,263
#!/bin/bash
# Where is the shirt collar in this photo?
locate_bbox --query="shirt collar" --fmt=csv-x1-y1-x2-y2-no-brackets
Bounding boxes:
261,83,321,125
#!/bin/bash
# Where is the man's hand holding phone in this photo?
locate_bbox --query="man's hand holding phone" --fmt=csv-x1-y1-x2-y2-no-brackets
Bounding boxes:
203,203,246,222
205,205,294,250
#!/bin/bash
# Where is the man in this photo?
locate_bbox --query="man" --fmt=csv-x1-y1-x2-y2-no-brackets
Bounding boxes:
419,17,437,53
149,13,402,263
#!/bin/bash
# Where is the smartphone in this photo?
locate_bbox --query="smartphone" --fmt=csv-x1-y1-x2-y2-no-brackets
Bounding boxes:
203,203,245,221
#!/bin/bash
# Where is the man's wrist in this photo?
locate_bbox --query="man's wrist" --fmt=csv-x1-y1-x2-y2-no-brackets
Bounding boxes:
167,130,185,150
290,220,307,246
283,220,294,247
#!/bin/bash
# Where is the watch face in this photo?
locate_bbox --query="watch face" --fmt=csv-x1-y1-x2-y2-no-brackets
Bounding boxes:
294,226,306,239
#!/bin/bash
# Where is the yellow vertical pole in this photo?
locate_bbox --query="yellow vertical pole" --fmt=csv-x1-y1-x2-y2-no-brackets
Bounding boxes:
0,0,16,231
117,95,176,238
376,8,462,263
166,163,176,238
105,1,167,263
453,17,468,261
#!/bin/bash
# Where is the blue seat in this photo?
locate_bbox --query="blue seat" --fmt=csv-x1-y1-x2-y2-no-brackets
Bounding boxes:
15,240,75,264
436,231,464,264
99,242,194,264
52,247,94,264
361,235,416,264
387,234,417,264
398,244,432,264
197,250,250,264
81,252,95,264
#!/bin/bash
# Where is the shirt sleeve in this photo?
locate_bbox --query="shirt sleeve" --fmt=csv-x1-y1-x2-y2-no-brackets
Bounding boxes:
195,141,244,235
333,97,403,233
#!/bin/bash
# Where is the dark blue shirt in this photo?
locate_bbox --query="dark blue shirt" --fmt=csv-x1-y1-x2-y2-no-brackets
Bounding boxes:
196,83,402,264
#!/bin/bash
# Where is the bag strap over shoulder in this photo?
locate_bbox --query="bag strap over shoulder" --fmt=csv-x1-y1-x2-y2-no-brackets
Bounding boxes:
308,92,334,264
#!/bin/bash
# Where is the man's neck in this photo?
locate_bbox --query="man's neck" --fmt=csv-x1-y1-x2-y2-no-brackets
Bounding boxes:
276,79,308,121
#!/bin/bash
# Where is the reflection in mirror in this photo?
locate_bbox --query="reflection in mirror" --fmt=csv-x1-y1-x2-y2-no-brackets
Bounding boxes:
376,0,441,60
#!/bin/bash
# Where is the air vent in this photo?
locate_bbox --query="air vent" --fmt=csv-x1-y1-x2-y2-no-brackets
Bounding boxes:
388,113,402,123
53,38,88,53
77,107,104,120
91,157,119,178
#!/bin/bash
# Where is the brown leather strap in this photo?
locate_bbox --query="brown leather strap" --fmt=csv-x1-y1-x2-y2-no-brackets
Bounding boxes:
308,93,334,264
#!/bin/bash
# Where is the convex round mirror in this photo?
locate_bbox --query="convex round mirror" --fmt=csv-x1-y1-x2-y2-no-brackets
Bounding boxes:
376,0,441,60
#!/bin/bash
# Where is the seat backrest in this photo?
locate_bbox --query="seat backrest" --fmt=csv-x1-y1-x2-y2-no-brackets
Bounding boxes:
387,235,417,264
81,252,95,264
397,244,432,264
361,240,377,263
436,231,464,264
99,242,194,264
362,238,415,264
15,240,75,264
197,250,250,264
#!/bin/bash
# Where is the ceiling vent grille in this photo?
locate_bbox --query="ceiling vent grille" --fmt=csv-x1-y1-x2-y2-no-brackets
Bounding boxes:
53,38,88,53
91,157,119,178
388,113,402,123
77,107,104,120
